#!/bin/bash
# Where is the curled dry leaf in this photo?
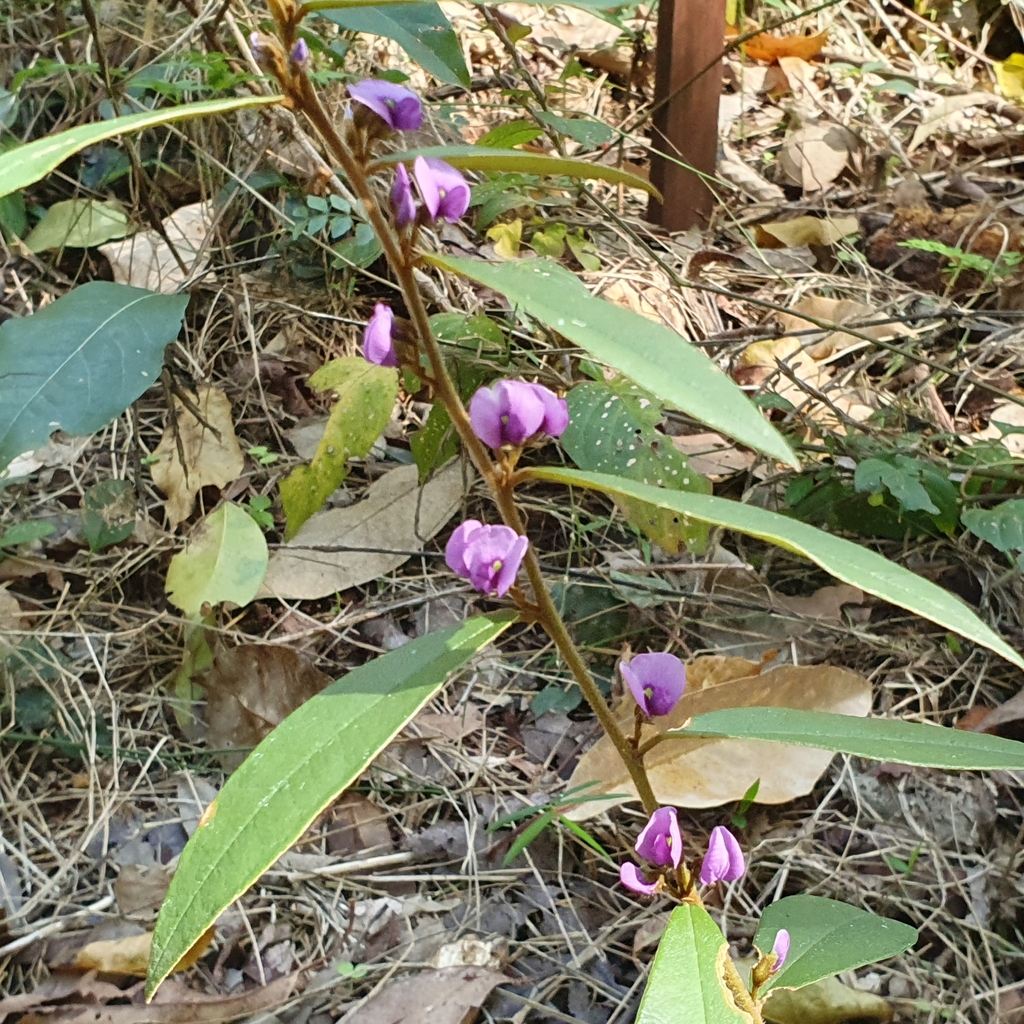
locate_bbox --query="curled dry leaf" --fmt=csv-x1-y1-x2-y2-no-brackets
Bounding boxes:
778,124,857,193
99,200,214,294
151,386,244,529
742,29,828,63
204,643,331,766
261,461,464,600
565,656,871,820
755,215,859,249
350,965,507,1024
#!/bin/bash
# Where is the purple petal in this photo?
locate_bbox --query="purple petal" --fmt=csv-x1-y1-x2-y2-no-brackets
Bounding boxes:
412,155,441,219
531,383,569,438
497,380,546,446
290,38,310,66
619,659,652,716
462,525,521,594
619,862,660,896
363,303,397,367
634,806,683,870
413,157,470,223
771,929,790,972
700,826,745,885
494,534,529,596
622,652,686,717
391,163,416,228
469,385,506,449
349,79,423,131
445,520,482,578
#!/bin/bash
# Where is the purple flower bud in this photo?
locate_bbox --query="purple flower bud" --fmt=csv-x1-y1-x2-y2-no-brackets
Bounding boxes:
290,38,310,66
771,929,790,972
413,156,470,223
250,31,266,64
391,163,416,228
700,825,745,885
363,303,398,367
445,519,529,597
469,380,568,450
634,806,683,870
348,79,424,131
620,652,686,718
619,862,660,896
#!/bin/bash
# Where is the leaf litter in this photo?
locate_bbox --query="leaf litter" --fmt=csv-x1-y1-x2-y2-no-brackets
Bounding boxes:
6,0,1024,1020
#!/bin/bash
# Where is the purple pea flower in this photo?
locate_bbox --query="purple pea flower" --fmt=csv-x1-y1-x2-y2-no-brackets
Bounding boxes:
620,652,686,718
290,38,310,66
700,825,745,885
619,862,661,896
348,79,424,131
250,31,267,64
363,303,398,367
469,380,568,450
413,156,471,223
445,520,529,597
391,163,416,228
635,806,683,869
771,929,790,972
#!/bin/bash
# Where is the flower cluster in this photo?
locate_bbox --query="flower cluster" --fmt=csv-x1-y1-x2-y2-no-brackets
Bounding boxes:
469,380,568,450
620,651,686,718
619,814,746,896
445,520,529,597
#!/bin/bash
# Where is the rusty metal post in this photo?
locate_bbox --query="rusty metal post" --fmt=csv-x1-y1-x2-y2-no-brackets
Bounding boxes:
647,0,726,231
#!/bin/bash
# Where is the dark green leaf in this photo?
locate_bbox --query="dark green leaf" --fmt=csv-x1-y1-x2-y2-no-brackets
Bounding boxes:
535,110,615,148
962,499,1024,554
0,521,56,547
82,479,135,551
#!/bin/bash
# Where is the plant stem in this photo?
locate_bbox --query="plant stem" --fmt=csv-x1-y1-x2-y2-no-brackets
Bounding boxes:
289,75,658,816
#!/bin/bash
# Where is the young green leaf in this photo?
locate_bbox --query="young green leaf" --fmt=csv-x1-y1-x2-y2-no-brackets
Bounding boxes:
636,904,752,1023
146,611,516,998
280,357,399,539
379,145,657,197
527,468,1024,669
673,706,1024,770
0,282,187,473
429,256,797,467
753,896,917,993
0,95,282,199
24,198,129,252
165,503,268,620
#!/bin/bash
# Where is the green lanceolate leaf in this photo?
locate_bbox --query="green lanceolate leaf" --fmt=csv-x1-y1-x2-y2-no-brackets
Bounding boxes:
636,904,753,1023
753,896,917,994
561,380,711,552
673,707,1024,771
0,282,187,473
0,95,282,199
165,503,268,620
320,4,469,87
528,468,1024,669
379,146,657,197
429,256,797,467
280,357,398,539
146,611,516,998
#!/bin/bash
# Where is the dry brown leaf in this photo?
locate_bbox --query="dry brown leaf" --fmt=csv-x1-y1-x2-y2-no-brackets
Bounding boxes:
71,926,213,977
600,271,690,338
743,29,827,63
261,461,464,600
719,143,786,203
99,201,213,294
328,793,394,858
565,657,871,819
908,92,992,153
755,216,859,249
114,863,174,918
778,124,857,193
0,585,24,634
349,966,506,1024
763,976,892,1024
204,643,330,762
412,705,486,742
669,433,756,481
974,400,1024,454
151,385,244,529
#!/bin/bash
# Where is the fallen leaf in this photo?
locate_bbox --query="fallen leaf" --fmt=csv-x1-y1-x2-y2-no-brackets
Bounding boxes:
151,386,245,529
25,199,129,252
743,29,828,63
995,53,1024,99
71,926,214,977
487,218,522,259
328,793,394,858
204,643,330,763
632,911,671,953
99,201,214,294
962,687,1024,739
114,863,174,918
412,704,486,742
261,461,464,600
778,124,857,193
670,433,756,480
975,400,1024,455
763,976,893,1024
346,966,506,1024
755,215,859,249
719,143,786,203
565,657,871,819
430,938,502,970
908,92,992,153
0,585,24,633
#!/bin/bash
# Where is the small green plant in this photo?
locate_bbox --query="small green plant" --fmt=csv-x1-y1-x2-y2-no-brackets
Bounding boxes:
244,495,275,530
336,961,368,980
899,237,1023,286
884,845,922,877
247,444,279,466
